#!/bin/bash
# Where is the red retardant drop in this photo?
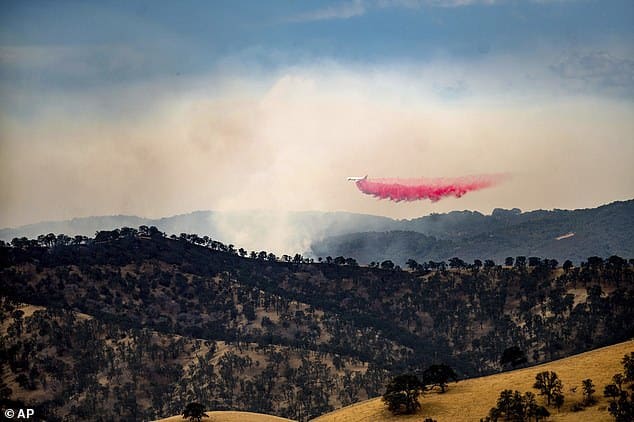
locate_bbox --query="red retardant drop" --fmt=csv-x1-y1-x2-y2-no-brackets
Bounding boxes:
354,174,506,202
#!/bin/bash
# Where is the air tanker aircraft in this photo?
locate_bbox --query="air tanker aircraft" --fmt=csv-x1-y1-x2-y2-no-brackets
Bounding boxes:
346,175,368,181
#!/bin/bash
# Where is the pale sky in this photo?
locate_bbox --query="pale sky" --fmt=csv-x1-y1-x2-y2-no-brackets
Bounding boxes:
1,1,633,227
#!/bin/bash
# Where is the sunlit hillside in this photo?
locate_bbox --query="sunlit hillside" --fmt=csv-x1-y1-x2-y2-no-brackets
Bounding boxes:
155,410,294,422
313,340,634,422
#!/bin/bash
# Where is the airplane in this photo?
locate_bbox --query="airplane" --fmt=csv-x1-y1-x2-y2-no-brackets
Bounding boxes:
346,175,368,181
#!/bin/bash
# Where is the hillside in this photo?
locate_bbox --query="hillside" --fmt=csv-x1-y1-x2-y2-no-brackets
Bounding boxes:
314,340,634,422
156,410,294,422
1,230,633,420
0,299,378,421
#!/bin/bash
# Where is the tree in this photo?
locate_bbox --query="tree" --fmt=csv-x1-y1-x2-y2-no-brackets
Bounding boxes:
183,402,208,422
525,391,550,421
95,229,120,242
380,260,395,270
422,364,457,393
528,257,541,267
406,259,419,271
604,382,622,402
515,256,527,269
613,373,625,391
532,404,551,422
563,259,573,272
144,225,162,238
119,227,138,238
500,346,527,368
382,374,423,415
622,352,634,382
505,256,514,267
553,391,564,410
587,256,604,270
608,255,627,270
449,257,467,269
344,257,358,267
485,389,549,422
604,380,633,422
582,378,596,406
533,371,564,407
603,356,634,421
608,395,634,422
11,237,30,248
495,389,514,418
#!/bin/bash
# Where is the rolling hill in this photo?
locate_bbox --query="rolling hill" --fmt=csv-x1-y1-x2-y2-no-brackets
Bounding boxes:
1,232,632,420
154,340,634,421
313,340,634,422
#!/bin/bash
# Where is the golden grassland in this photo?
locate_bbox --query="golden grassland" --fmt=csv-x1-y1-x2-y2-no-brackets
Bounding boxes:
154,410,295,422
314,340,634,422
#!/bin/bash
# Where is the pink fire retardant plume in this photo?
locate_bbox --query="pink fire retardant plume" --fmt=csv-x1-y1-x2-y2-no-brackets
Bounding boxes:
355,174,507,202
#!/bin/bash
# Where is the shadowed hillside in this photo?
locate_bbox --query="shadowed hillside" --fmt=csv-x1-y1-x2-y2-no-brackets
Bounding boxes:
311,199,634,265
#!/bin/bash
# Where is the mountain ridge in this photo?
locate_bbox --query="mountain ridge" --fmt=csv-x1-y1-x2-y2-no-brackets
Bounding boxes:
2,199,632,264
312,199,634,264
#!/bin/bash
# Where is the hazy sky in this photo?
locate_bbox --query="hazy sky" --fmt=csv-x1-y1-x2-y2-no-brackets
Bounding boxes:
1,0,633,227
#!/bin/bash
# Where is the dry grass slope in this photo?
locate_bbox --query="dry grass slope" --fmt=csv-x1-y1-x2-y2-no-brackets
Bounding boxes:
314,340,634,422
155,410,295,422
